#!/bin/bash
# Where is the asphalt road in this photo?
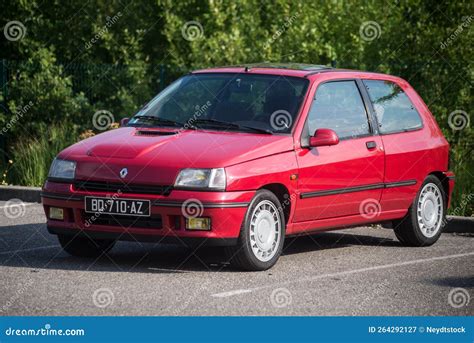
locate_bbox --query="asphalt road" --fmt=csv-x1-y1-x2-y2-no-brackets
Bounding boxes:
0,201,473,316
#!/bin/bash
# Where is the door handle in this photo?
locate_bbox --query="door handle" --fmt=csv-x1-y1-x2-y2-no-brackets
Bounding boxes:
366,141,377,150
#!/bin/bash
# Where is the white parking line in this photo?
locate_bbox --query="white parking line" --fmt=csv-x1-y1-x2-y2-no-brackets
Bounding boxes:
211,251,474,298
212,289,253,298
0,245,60,256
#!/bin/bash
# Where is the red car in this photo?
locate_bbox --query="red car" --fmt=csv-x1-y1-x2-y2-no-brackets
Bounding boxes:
42,63,455,270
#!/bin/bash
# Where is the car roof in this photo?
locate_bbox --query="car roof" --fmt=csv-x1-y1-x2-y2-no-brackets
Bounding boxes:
191,63,399,80
192,63,331,77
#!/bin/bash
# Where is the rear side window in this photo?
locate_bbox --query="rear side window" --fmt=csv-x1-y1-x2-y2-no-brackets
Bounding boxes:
307,80,370,140
363,80,423,134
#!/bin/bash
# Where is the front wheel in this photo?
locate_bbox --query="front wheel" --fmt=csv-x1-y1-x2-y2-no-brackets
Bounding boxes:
226,190,285,271
394,175,446,246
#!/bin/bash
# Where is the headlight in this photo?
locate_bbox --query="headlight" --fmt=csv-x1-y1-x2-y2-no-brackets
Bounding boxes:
174,168,226,190
48,158,76,180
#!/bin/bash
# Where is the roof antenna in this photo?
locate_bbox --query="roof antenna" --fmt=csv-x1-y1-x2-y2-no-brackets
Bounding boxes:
244,66,251,72
331,60,337,68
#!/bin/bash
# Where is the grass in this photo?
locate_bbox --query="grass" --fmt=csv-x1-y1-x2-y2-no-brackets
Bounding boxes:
450,159,474,217
9,124,78,187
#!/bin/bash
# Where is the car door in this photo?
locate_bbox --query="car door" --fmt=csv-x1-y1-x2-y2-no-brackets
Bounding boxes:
293,79,385,222
362,79,426,213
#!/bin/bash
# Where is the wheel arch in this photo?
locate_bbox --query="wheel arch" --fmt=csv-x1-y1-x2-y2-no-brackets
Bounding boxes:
428,171,450,204
258,183,292,224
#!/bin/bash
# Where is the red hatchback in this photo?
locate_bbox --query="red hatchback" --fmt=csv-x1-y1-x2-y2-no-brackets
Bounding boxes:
42,63,455,270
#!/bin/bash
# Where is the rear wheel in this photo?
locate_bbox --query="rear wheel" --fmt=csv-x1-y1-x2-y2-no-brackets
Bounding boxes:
226,190,285,271
394,175,446,246
58,234,115,257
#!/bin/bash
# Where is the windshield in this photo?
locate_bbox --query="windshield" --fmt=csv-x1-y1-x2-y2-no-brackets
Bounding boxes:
129,73,309,133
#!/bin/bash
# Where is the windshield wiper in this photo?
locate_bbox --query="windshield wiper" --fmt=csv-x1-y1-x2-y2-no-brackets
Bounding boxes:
129,115,190,128
193,119,273,134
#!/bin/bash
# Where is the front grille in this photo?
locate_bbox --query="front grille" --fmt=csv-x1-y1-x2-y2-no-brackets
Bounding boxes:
74,180,172,195
83,212,162,229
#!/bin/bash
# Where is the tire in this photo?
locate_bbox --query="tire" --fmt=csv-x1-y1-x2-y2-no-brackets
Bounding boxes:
58,234,115,257
226,190,286,271
393,175,446,247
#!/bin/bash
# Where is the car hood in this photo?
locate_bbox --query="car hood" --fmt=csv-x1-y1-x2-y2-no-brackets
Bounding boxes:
59,127,294,185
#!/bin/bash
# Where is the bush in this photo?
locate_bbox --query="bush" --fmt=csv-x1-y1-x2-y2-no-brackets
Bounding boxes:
1,49,91,136
1,0,471,215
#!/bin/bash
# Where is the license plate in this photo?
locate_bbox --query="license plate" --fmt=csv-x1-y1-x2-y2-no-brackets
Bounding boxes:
85,197,150,217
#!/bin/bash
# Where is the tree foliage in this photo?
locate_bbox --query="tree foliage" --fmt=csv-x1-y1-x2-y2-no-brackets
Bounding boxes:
0,0,472,213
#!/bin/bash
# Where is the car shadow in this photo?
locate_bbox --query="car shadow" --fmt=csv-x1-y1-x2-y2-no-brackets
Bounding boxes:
428,276,474,288
0,223,399,274
283,230,399,256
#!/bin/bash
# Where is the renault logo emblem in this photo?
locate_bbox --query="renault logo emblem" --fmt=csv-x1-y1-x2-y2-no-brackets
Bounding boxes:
119,168,128,179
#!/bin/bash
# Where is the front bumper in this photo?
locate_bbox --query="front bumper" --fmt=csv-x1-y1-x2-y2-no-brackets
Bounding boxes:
41,181,254,246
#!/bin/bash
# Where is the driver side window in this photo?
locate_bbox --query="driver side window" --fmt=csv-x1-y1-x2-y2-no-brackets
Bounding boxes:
307,80,370,140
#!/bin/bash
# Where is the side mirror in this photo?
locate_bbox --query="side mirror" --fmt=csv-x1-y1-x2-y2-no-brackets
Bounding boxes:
120,117,130,127
309,128,339,147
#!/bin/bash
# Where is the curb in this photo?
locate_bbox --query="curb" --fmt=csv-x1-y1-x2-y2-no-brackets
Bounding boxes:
0,185,472,233
0,185,41,203
444,216,474,234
